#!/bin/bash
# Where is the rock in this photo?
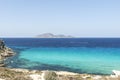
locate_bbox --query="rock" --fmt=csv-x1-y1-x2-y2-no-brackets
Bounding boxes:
44,71,57,80
29,74,41,80
93,75,102,80
0,78,5,80
0,47,15,57
0,60,4,64
111,70,120,77
0,40,5,49
0,63,5,67
11,68,30,73
0,39,15,67
0,55,2,60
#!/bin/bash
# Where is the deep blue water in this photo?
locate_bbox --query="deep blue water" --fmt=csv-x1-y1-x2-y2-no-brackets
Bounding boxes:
2,38,120,75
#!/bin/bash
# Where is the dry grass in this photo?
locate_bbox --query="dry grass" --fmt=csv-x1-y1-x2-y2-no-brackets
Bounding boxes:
0,67,120,80
0,67,31,80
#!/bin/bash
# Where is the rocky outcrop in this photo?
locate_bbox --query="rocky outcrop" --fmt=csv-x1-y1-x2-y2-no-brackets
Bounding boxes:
36,33,74,38
0,39,15,67
0,40,5,50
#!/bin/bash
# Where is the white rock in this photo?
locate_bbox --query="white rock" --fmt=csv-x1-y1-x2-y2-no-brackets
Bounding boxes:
29,74,42,80
0,78,5,80
111,70,120,77
93,75,102,80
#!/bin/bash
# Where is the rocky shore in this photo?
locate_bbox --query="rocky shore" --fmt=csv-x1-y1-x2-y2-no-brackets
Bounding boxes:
0,67,120,80
0,40,15,67
0,39,120,80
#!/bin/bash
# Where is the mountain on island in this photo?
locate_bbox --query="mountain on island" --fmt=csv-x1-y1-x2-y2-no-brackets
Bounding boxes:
36,33,74,38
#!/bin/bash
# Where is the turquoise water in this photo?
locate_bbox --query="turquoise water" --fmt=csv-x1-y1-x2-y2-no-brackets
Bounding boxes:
4,38,120,75
19,47,120,74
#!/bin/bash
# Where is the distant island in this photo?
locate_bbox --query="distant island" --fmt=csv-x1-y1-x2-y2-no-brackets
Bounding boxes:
36,33,74,38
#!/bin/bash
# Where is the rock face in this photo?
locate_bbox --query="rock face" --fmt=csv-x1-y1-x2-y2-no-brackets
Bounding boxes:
0,39,15,67
36,33,74,38
0,40,5,50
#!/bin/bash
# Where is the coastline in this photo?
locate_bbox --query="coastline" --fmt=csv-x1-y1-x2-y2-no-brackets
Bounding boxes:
0,40,120,80
0,67,120,80
0,40,15,67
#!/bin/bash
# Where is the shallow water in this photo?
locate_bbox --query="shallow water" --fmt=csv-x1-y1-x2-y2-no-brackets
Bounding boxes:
3,38,120,75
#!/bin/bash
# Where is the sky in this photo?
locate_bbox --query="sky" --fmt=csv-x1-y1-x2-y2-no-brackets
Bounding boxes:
0,0,120,37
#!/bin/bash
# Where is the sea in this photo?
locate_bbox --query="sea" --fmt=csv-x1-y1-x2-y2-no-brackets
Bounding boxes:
2,38,120,75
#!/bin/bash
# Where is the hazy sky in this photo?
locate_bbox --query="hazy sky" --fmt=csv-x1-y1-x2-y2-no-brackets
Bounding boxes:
0,0,120,37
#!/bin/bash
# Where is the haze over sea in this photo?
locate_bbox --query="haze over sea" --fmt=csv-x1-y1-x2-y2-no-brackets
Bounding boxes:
3,38,120,75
